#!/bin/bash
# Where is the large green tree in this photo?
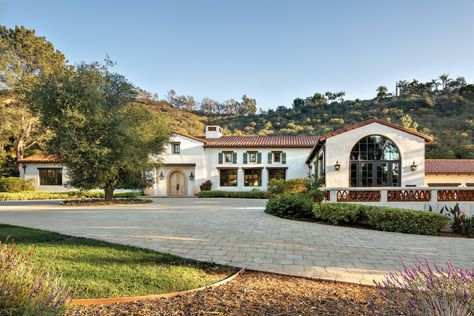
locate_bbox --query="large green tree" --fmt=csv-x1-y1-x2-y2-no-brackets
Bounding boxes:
0,25,66,161
28,62,170,200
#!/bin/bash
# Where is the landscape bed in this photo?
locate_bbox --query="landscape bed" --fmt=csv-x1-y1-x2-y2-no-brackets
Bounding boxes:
0,191,141,201
0,224,234,299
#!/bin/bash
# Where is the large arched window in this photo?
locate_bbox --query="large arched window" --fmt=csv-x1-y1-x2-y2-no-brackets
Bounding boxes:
350,135,401,187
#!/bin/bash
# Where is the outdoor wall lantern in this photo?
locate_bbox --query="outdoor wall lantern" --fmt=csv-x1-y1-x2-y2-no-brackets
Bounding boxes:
411,161,418,171
189,171,195,181
335,161,341,171
158,171,164,180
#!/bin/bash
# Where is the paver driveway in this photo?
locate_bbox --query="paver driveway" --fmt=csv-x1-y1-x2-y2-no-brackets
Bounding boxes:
0,198,472,285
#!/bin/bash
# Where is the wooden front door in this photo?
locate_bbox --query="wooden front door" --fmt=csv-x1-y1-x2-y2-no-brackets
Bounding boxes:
168,171,186,196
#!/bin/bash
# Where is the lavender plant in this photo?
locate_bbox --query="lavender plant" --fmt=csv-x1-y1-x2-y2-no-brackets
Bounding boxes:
371,257,473,316
0,241,71,315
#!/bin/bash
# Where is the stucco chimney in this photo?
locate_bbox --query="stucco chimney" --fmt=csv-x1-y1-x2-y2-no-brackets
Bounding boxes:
205,126,222,139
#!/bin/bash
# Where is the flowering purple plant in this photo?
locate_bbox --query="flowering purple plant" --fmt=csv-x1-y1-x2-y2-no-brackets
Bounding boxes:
0,241,71,315
371,257,473,316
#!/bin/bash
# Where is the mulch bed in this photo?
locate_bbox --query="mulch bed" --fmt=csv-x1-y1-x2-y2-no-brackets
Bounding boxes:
70,270,380,315
61,198,152,206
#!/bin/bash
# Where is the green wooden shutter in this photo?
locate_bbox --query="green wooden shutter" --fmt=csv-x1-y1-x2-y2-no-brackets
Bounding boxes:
257,152,262,164
282,152,286,164
218,152,223,164
268,152,272,164
243,152,248,164
232,152,237,164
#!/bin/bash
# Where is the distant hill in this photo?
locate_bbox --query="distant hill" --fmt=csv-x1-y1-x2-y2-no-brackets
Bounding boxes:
204,87,474,159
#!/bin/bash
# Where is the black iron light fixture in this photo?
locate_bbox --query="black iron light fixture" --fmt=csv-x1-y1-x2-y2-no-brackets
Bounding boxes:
159,171,164,180
335,161,341,171
189,171,195,181
411,161,418,171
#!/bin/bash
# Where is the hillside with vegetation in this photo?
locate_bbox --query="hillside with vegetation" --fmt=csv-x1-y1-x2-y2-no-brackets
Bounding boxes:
208,78,474,159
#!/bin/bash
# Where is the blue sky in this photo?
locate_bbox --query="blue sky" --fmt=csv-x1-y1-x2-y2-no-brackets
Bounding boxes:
1,0,473,109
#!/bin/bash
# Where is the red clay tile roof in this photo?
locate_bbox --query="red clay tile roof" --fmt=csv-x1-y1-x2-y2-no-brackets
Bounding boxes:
425,159,474,175
17,154,61,163
204,136,321,148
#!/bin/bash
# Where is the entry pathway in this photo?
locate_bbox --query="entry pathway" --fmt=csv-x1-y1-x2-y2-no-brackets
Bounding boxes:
0,198,472,285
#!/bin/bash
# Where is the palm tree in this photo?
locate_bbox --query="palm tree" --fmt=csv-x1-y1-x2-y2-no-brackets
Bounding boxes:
376,86,389,99
439,74,451,91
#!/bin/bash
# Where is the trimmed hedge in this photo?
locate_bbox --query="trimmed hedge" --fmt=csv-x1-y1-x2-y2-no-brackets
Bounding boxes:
197,190,269,199
0,191,140,201
265,193,314,219
313,202,449,235
315,203,449,235
313,202,366,225
0,177,35,192
365,207,450,235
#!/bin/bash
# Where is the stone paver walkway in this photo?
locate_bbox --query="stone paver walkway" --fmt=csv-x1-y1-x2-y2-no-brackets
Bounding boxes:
0,198,472,285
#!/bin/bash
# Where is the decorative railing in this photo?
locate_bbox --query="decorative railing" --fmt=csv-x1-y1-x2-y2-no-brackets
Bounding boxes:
437,190,474,201
387,190,431,202
336,190,381,202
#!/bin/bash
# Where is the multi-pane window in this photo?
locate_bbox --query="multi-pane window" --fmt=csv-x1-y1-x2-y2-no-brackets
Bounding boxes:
349,135,401,187
39,168,63,186
220,169,238,186
244,169,262,186
224,152,233,163
249,152,257,163
273,152,281,163
172,143,180,154
268,168,286,182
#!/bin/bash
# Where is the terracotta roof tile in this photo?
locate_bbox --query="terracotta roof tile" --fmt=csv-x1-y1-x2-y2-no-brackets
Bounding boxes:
425,159,474,175
17,154,61,163
204,136,320,148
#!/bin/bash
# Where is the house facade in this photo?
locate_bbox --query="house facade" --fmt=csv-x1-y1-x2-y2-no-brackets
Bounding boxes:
18,120,474,199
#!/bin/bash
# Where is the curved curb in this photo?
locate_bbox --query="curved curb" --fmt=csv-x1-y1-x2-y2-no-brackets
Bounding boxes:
68,268,245,306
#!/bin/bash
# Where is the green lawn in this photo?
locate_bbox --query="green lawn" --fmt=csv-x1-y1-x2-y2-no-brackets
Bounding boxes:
0,224,234,299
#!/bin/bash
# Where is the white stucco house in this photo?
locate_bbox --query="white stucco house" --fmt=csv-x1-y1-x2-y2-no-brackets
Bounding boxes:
18,119,474,209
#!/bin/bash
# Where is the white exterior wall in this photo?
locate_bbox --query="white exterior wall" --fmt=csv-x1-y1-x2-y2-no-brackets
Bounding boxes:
425,174,474,187
323,122,426,187
151,134,205,196
205,147,311,191
19,163,68,192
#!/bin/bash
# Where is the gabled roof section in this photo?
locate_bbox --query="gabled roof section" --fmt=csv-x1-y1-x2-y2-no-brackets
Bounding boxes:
173,131,208,143
319,119,432,143
17,154,61,164
306,119,432,163
203,135,320,148
425,159,474,175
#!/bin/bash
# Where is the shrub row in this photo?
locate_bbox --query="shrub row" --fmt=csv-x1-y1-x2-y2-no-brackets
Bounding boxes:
313,202,449,235
266,194,449,235
197,190,269,199
0,177,35,192
0,191,139,201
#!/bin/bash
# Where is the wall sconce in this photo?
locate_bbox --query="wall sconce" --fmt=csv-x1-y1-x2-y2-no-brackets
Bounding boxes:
158,171,164,180
410,161,418,171
189,171,195,181
335,161,341,171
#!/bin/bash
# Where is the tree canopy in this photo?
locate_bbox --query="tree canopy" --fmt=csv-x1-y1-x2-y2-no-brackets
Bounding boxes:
27,62,170,200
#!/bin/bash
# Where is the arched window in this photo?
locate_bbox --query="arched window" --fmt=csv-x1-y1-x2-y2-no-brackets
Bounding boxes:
350,135,401,187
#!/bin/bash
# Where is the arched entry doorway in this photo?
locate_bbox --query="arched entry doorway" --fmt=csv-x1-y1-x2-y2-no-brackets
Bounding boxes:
349,135,401,187
167,170,187,196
